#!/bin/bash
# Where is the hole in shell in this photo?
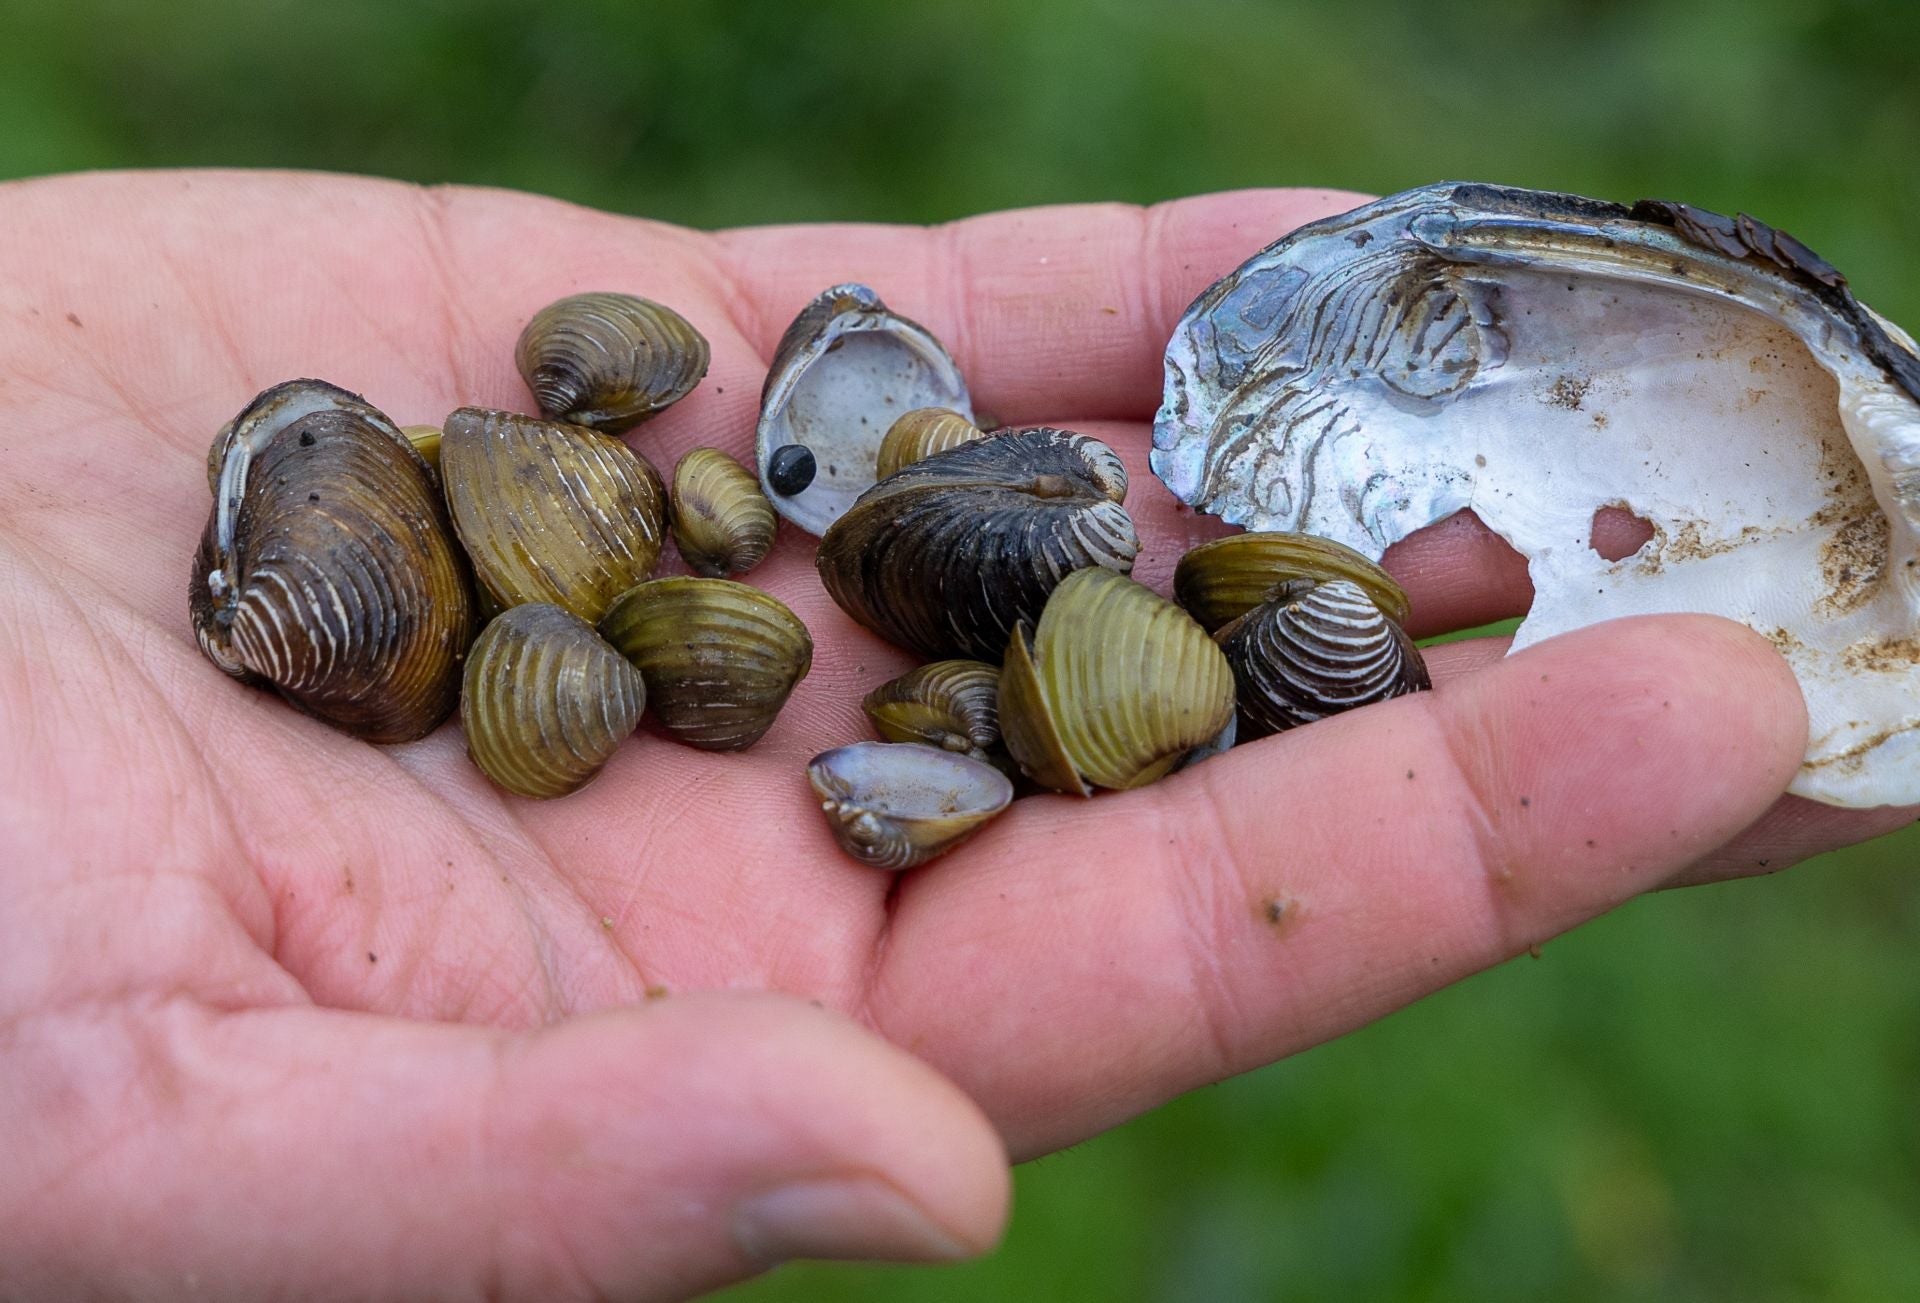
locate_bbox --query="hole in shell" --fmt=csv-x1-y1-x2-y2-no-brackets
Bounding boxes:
1589,504,1657,563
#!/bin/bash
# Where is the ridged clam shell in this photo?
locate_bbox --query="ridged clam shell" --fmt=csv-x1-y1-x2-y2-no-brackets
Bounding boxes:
598,577,812,750
188,379,475,743
1219,578,1431,737
461,604,645,799
862,659,1001,761
755,283,973,535
400,424,443,471
515,292,710,433
670,447,777,577
807,741,1013,870
1174,531,1411,633
874,408,986,480
441,407,666,623
999,569,1236,795
818,427,1140,660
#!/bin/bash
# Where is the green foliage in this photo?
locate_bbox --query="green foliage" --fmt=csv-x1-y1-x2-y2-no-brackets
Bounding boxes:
4,1,1916,1297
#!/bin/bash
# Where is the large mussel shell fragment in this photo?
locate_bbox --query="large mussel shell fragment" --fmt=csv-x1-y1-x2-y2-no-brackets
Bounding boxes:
818,427,1140,661
669,447,777,578
862,659,1002,762
188,379,475,743
755,283,973,536
1218,578,1430,738
874,407,986,480
807,741,1014,871
999,568,1236,796
1153,181,1920,807
462,604,645,799
599,577,812,751
1174,531,1411,633
441,406,666,623
515,292,710,433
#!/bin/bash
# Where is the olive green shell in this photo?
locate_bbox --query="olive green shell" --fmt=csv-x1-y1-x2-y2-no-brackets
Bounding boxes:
669,447,777,577
440,407,666,623
515,291,710,433
188,379,476,743
807,741,1013,870
1174,531,1412,633
817,427,1140,660
1218,577,1431,738
862,660,1002,763
461,604,645,798
874,408,986,480
999,569,1236,795
599,577,813,751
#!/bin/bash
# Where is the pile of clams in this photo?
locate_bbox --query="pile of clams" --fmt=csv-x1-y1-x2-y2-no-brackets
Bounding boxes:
190,180,1920,876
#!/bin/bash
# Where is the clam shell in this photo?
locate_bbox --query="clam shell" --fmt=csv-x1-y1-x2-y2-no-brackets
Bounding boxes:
807,741,1013,870
1154,181,1920,807
874,407,986,480
669,447,777,578
818,427,1140,660
998,569,1236,795
598,577,812,751
515,292,710,433
862,659,1002,761
1174,531,1411,633
400,424,443,471
754,284,973,535
461,604,645,799
441,407,666,623
1218,578,1431,737
188,379,475,742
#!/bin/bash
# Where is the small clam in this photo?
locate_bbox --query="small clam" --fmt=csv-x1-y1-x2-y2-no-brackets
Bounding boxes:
188,379,476,742
515,291,710,433
462,604,645,799
874,407,986,480
999,568,1236,795
440,407,666,623
599,577,812,750
1218,578,1431,737
669,447,777,577
807,741,1013,870
1174,531,1412,633
862,660,1002,762
755,283,973,535
766,444,817,497
818,427,1141,660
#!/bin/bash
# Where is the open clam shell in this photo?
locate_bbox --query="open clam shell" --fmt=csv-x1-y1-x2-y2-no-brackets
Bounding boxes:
188,379,475,743
754,284,973,536
999,568,1236,795
807,741,1014,870
598,577,812,751
1154,182,1920,807
818,427,1140,661
1218,578,1430,737
441,407,666,623
669,447,777,578
462,604,645,799
515,292,710,433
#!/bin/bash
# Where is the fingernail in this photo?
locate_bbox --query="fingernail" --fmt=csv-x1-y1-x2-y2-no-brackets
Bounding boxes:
732,1176,973,1266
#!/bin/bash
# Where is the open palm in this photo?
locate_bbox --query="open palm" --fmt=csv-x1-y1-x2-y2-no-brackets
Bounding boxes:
2,172,1910,1301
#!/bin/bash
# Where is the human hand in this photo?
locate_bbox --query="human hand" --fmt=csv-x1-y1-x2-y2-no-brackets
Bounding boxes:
1,173,1909,1301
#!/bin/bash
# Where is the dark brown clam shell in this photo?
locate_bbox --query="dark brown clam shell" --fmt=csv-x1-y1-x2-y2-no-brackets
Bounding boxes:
188,379,476,743
817,427,1140,660
515,292,710,433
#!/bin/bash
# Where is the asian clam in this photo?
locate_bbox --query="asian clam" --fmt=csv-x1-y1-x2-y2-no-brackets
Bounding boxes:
190,182,1917,875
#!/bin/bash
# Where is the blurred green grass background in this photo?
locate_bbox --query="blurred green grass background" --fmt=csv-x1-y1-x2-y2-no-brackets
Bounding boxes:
5,0,1915,1297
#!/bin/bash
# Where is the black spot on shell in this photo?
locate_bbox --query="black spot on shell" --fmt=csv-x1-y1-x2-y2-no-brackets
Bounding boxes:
768,444,817,496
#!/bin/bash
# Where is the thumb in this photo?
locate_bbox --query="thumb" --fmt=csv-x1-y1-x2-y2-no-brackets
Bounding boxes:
13,993,1008,1301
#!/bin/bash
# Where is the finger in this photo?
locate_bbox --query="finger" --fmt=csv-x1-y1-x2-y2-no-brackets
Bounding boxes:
864,615,1807,1157
7,994,1007,1301
1664,795,1920,888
